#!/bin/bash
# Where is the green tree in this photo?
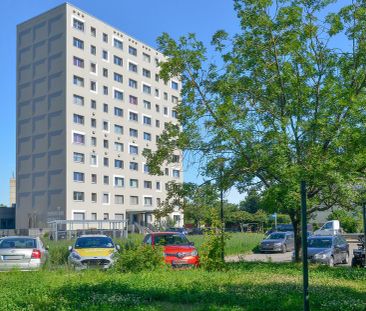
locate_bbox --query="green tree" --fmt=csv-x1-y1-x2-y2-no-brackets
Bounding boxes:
239,190,262,214
327,209,362,233
146,0,366,260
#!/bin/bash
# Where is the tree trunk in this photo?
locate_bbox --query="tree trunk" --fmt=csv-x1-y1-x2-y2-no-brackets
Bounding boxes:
290,212,301,262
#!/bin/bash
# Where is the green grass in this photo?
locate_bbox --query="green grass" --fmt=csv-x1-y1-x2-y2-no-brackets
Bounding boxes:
0,262,364,310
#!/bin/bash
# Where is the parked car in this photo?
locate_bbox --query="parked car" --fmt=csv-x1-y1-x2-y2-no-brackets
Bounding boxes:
167,227,188,235
68,235,120,270
351,236,365,268
187,227,204,235
307,235,349,267
314,220,341,236
142,232,199,268
260,232,294,253
0,236,48,271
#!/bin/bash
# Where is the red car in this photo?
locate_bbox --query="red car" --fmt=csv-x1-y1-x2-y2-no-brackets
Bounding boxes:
142,232,199,268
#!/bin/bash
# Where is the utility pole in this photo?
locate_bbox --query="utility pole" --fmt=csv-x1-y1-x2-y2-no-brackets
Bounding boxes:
301,181,310,311
362,201,366,246
220,165,225,262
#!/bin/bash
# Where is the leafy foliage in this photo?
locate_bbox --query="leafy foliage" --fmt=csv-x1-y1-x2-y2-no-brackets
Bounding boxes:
327,209,363,233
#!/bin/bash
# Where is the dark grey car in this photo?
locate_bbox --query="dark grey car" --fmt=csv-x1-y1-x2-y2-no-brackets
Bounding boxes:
260,232,294,253
0,236,48,271
307,235,349,267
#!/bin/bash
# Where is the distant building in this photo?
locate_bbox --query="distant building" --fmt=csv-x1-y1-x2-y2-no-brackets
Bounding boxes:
16,3,183,229
9,176,16,208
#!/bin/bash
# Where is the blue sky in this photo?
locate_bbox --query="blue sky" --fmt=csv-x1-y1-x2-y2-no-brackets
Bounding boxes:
0,0,244,205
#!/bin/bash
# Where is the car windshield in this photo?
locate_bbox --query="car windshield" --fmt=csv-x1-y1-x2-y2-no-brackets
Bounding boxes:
308,238,332,248
277,225,293,231
154,234,190,246
75,237,114,248
0,238,36,249
267,233,285,240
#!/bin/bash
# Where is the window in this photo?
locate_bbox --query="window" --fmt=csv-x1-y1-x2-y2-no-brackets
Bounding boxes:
103,86,109,95
91,136,97,146
90,62,97,73
91,174,97,183
142,84,151,94
103,213,109,220
172,110,178,119
115,195,124,205
114,159,123,169
156,181,161,190
73,75,84,87
103,157,109,167
73,212,85,221
129,128,138,138
163,107,168,116
114,176,124,187
143,132,151,141
103,175,109,185
155,74,159,82
114,107,123,117
103,139,109,149
90,45,96,55
90,81,97,92
90,154,97,166
73,172,84,182
172,96,178,104
164,92,168,100
73,56,84,68
143,164,149,173
73,152,84,163
155,58,159,66
130,196,139,205
171,81,179,90
128,62,137,73
103,103,108,113
157,198,161,206
129,79,137,89
91,99,96,109
165,168,169,176
143,100,151,110
114,38,123,49
114,90,123,100
73,37,84,49
90,26,96,37
91,212,97,220
173,170,180,178
91,193,97,203
172,155,180,163
142,68,151,78
155,104,160,113
103,121,109,131
154,89,159,98
144,181,152,189
102,193,110,204
130,179,138,188
114,55,122,66
155,120,160,128
129,111,138,122
73,114,84,125
73,94,84,106
103,68,108,77
73,132,85,144
144,197,153,206
114,142,123,152
73,18,84,31
103,33,108,43
129,162,138,171
129,95,138,105
114,72,123,83
114,124,123,135
128,45,137,56
129,145,138,155
143,53,150,62
143,116,152,125
73,191,84,201
91,118,97,128
102,50,109,61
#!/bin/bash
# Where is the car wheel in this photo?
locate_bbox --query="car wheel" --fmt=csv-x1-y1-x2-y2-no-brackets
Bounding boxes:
351,257,360,268
342,253,349,265
329,256,334,267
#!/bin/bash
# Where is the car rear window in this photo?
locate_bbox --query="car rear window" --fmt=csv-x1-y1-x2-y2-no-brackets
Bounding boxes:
75,237,114,248
308,238,332,248
0,238,36,249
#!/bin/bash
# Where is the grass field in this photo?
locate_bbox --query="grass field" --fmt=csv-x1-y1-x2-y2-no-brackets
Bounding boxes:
0,262,364,311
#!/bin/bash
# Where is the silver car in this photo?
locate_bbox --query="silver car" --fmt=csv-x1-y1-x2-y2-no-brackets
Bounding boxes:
0,236,48,271
260,232,294,253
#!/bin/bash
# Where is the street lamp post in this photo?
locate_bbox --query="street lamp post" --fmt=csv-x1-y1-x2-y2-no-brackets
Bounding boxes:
220,164,225,262
301,181,310,311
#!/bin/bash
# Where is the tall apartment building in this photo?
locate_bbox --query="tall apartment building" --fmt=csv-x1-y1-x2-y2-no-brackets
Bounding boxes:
16,3,182,229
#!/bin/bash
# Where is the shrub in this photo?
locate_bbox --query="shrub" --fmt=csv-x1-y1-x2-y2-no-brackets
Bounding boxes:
114,244,165,273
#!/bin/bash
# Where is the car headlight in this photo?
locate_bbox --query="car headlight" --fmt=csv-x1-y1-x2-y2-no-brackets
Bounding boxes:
190,250,198,257
314,253,328,259
274,243,282,246
71,251,81,260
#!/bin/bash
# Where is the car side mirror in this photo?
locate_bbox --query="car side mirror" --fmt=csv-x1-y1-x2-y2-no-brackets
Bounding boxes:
116,244,121,251
68,246,73,252
190,242,195,246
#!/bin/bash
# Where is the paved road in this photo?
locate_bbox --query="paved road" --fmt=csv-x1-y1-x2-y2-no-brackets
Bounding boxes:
226,243,358,266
